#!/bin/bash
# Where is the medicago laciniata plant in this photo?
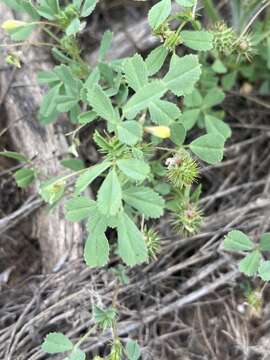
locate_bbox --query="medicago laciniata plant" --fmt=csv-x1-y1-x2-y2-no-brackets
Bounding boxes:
2,0,266,358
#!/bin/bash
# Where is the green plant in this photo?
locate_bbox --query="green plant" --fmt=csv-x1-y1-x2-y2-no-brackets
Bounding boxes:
1,0,269,358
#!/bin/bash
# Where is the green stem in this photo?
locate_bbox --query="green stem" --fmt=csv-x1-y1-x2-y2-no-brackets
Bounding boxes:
74,325,97,350
203,0,221,23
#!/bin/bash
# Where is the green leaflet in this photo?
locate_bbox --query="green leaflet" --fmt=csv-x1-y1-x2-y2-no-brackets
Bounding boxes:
81,0,98,17
75,162,111,195
61,158,85,171
164,54,201,96
116,212,147,266
87,84,120,124
175,0,194,6
14,168,36,188
170,122,186,145
181,31,214,51
149,100,181,125
68,349,86,360
41,332,73,354
84,231,109,267
99,30,113,61
84,207,109,267
117,121,142,145
0,151,28,162
224,230,254,252
97,168,122,216
65,18,81,36
123,80,167,116
123,54,148,91
145,45,168,76
126,340,141,360
260,233,270,251
123,186,164,219
201,88,225,109
239,250,261,277
148,0,171,30
258,261,270,281
189,133,225,164
65,197,96,222
117,159,150,181
205,115,231,140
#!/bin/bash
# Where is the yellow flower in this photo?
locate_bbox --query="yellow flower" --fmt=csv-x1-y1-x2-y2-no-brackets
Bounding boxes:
144,126,171,139
2,20,26,31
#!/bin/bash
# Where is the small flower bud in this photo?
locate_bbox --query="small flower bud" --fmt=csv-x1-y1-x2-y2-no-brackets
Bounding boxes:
2,20,27,30
144,126,171,139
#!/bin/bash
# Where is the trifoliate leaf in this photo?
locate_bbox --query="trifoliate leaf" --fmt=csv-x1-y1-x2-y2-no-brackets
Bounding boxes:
65,197,95,222
181,31,213,51
117,121,142,145
123,81,167,117
97,169,122,216
258,261,270,281
126,340,141,360
224,230,254,252
87,84,120,124
123,186,164,219
14,168,35,188
164,54,201,96
149,99,181,125
205,115,232,140
0,151,28,162
41,332,73,354
123,54,148,91
260,233,270,252
189,133,225,164
148,0,171,30
117,212,148,266
239,250,261,277
117,159,150,181
75,162,111,195
145,45,168,76
93,305,117,330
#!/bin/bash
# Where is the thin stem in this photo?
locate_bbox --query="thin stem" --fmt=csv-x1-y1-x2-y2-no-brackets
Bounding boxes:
42,26,62,44
192,0,198,19
0,41,55,48
240,0,270,38
74,325,97,349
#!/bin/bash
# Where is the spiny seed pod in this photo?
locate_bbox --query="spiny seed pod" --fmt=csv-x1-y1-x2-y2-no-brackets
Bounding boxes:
144,227,161,261
236,34,255,61
211,21,237,55
172,203,203,236
166,150,199,190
